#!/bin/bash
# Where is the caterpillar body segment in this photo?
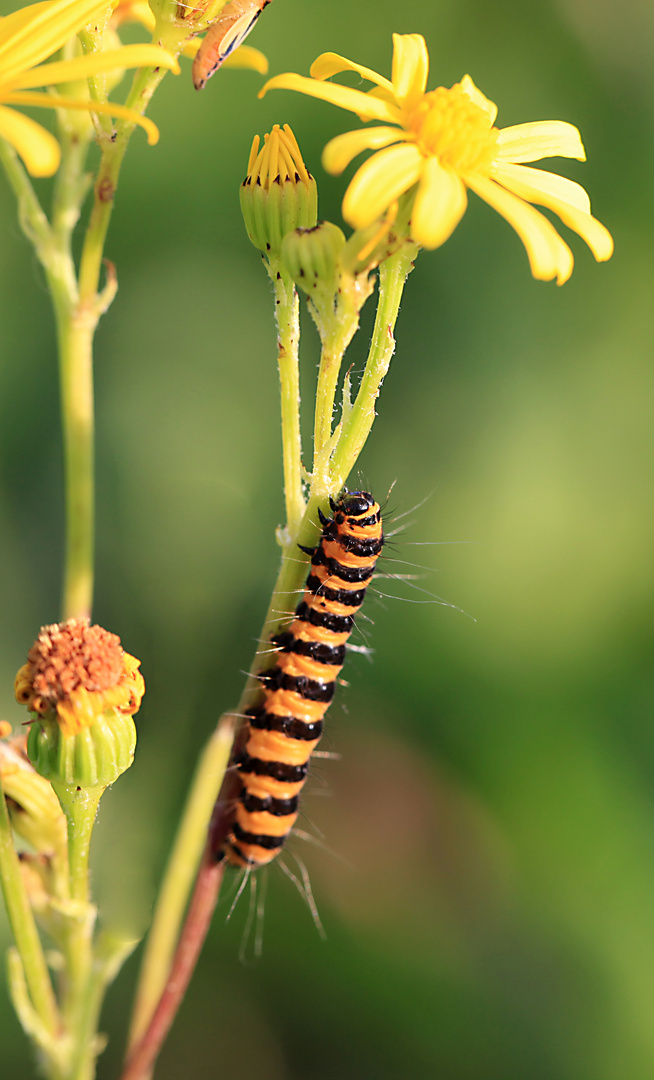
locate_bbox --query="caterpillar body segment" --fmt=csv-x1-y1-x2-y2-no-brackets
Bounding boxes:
192,0,271,90
222,491,383,868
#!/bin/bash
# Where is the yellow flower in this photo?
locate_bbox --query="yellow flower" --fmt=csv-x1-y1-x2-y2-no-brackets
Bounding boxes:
261,33,613,284
15,617,145,737
0,0,179,177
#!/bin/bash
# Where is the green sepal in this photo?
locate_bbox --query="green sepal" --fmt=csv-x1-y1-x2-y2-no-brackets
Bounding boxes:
27,710,136,789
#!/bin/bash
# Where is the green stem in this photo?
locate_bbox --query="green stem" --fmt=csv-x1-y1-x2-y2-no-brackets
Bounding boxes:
52,783,103,1080
126,718,236,1054
0,773,59,1038
329,244,417,489
77,64,168,308
53,783,103,904
0,136,52,259
311,280,374,485
313,339,343,461
270,265,305,536
52,296,96,621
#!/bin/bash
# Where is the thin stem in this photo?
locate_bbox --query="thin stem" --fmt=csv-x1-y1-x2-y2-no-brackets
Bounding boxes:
52,301,96,621
0,136,52,258
313,339,343,461
120,852,225,1080
329,245,417,490
0,773,59,1038
77,64,167,308
311,280,374,485
127,718,237,1053
270,265,305,536
53,783,103,904
52,783,103,1080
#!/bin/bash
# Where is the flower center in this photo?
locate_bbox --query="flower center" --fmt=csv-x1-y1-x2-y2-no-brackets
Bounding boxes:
408,84,498,174
24,618,125,712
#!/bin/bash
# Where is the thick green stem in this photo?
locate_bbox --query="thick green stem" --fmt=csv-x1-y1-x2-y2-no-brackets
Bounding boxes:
0,774,59,1038
329,245,417,489
270,266,305,536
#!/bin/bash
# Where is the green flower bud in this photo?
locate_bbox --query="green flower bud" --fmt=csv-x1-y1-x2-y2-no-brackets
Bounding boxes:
240,124,318,260
280,221,346,311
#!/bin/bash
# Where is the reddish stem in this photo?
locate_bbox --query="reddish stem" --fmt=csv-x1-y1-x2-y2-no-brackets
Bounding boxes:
120,847,224,1080
120,761,243,1080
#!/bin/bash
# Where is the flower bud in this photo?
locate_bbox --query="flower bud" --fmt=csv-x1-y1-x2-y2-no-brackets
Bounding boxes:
240,124,318,261
0,732,67,861
16,618,144,790
280,221,346,310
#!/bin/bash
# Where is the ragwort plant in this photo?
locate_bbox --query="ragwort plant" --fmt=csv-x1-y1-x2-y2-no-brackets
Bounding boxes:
0,8,612,1080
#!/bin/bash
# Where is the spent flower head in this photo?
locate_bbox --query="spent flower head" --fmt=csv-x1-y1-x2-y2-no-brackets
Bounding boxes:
0,0,179,176
261,33,614,284
16,619,144,789
15,618,144,738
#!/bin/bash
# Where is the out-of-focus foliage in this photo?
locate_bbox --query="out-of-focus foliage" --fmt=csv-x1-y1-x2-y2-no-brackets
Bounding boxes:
1,0,652,1077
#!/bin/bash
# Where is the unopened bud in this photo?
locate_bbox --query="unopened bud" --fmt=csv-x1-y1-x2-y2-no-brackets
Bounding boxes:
280,221,346,310
240,124,317,260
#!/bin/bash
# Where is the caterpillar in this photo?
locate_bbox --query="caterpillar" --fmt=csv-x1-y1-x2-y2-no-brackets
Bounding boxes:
221,491,384,869
192,0,271,90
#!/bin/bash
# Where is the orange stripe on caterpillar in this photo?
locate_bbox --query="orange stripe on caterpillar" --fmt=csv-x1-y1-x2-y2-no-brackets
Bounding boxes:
192,0,271,90
220,491,383,869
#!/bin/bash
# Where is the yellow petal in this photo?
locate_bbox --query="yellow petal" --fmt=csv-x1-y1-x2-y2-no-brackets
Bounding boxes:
322,126,405,174
0,0,110,83
466,172,574,284
460,74,498,125
0,102,60,176
0,0,51,43
342,143,424,229
411,156,467,249
222,45,268,74
5,91,160,145
496,121,586,163
259,73,401,124
5,44,179,91
491,161,591,212
490,163,613,261
366,83,398,106
391,33,429,109
310,50,394,97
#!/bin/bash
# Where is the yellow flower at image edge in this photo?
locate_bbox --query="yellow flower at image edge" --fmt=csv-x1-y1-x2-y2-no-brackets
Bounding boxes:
0,0,179,177
261,33,614,283
15,618,145,737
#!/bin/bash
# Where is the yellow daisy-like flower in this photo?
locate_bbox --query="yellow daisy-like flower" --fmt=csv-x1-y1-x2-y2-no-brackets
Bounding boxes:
15,617,145,737
261,33,613,284
0,0,180,177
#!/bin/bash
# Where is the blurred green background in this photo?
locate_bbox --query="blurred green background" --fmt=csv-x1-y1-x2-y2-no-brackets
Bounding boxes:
1,0,653,1077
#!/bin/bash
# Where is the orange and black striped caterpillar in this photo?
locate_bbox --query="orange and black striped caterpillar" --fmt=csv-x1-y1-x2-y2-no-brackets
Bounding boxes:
220,491,383,868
